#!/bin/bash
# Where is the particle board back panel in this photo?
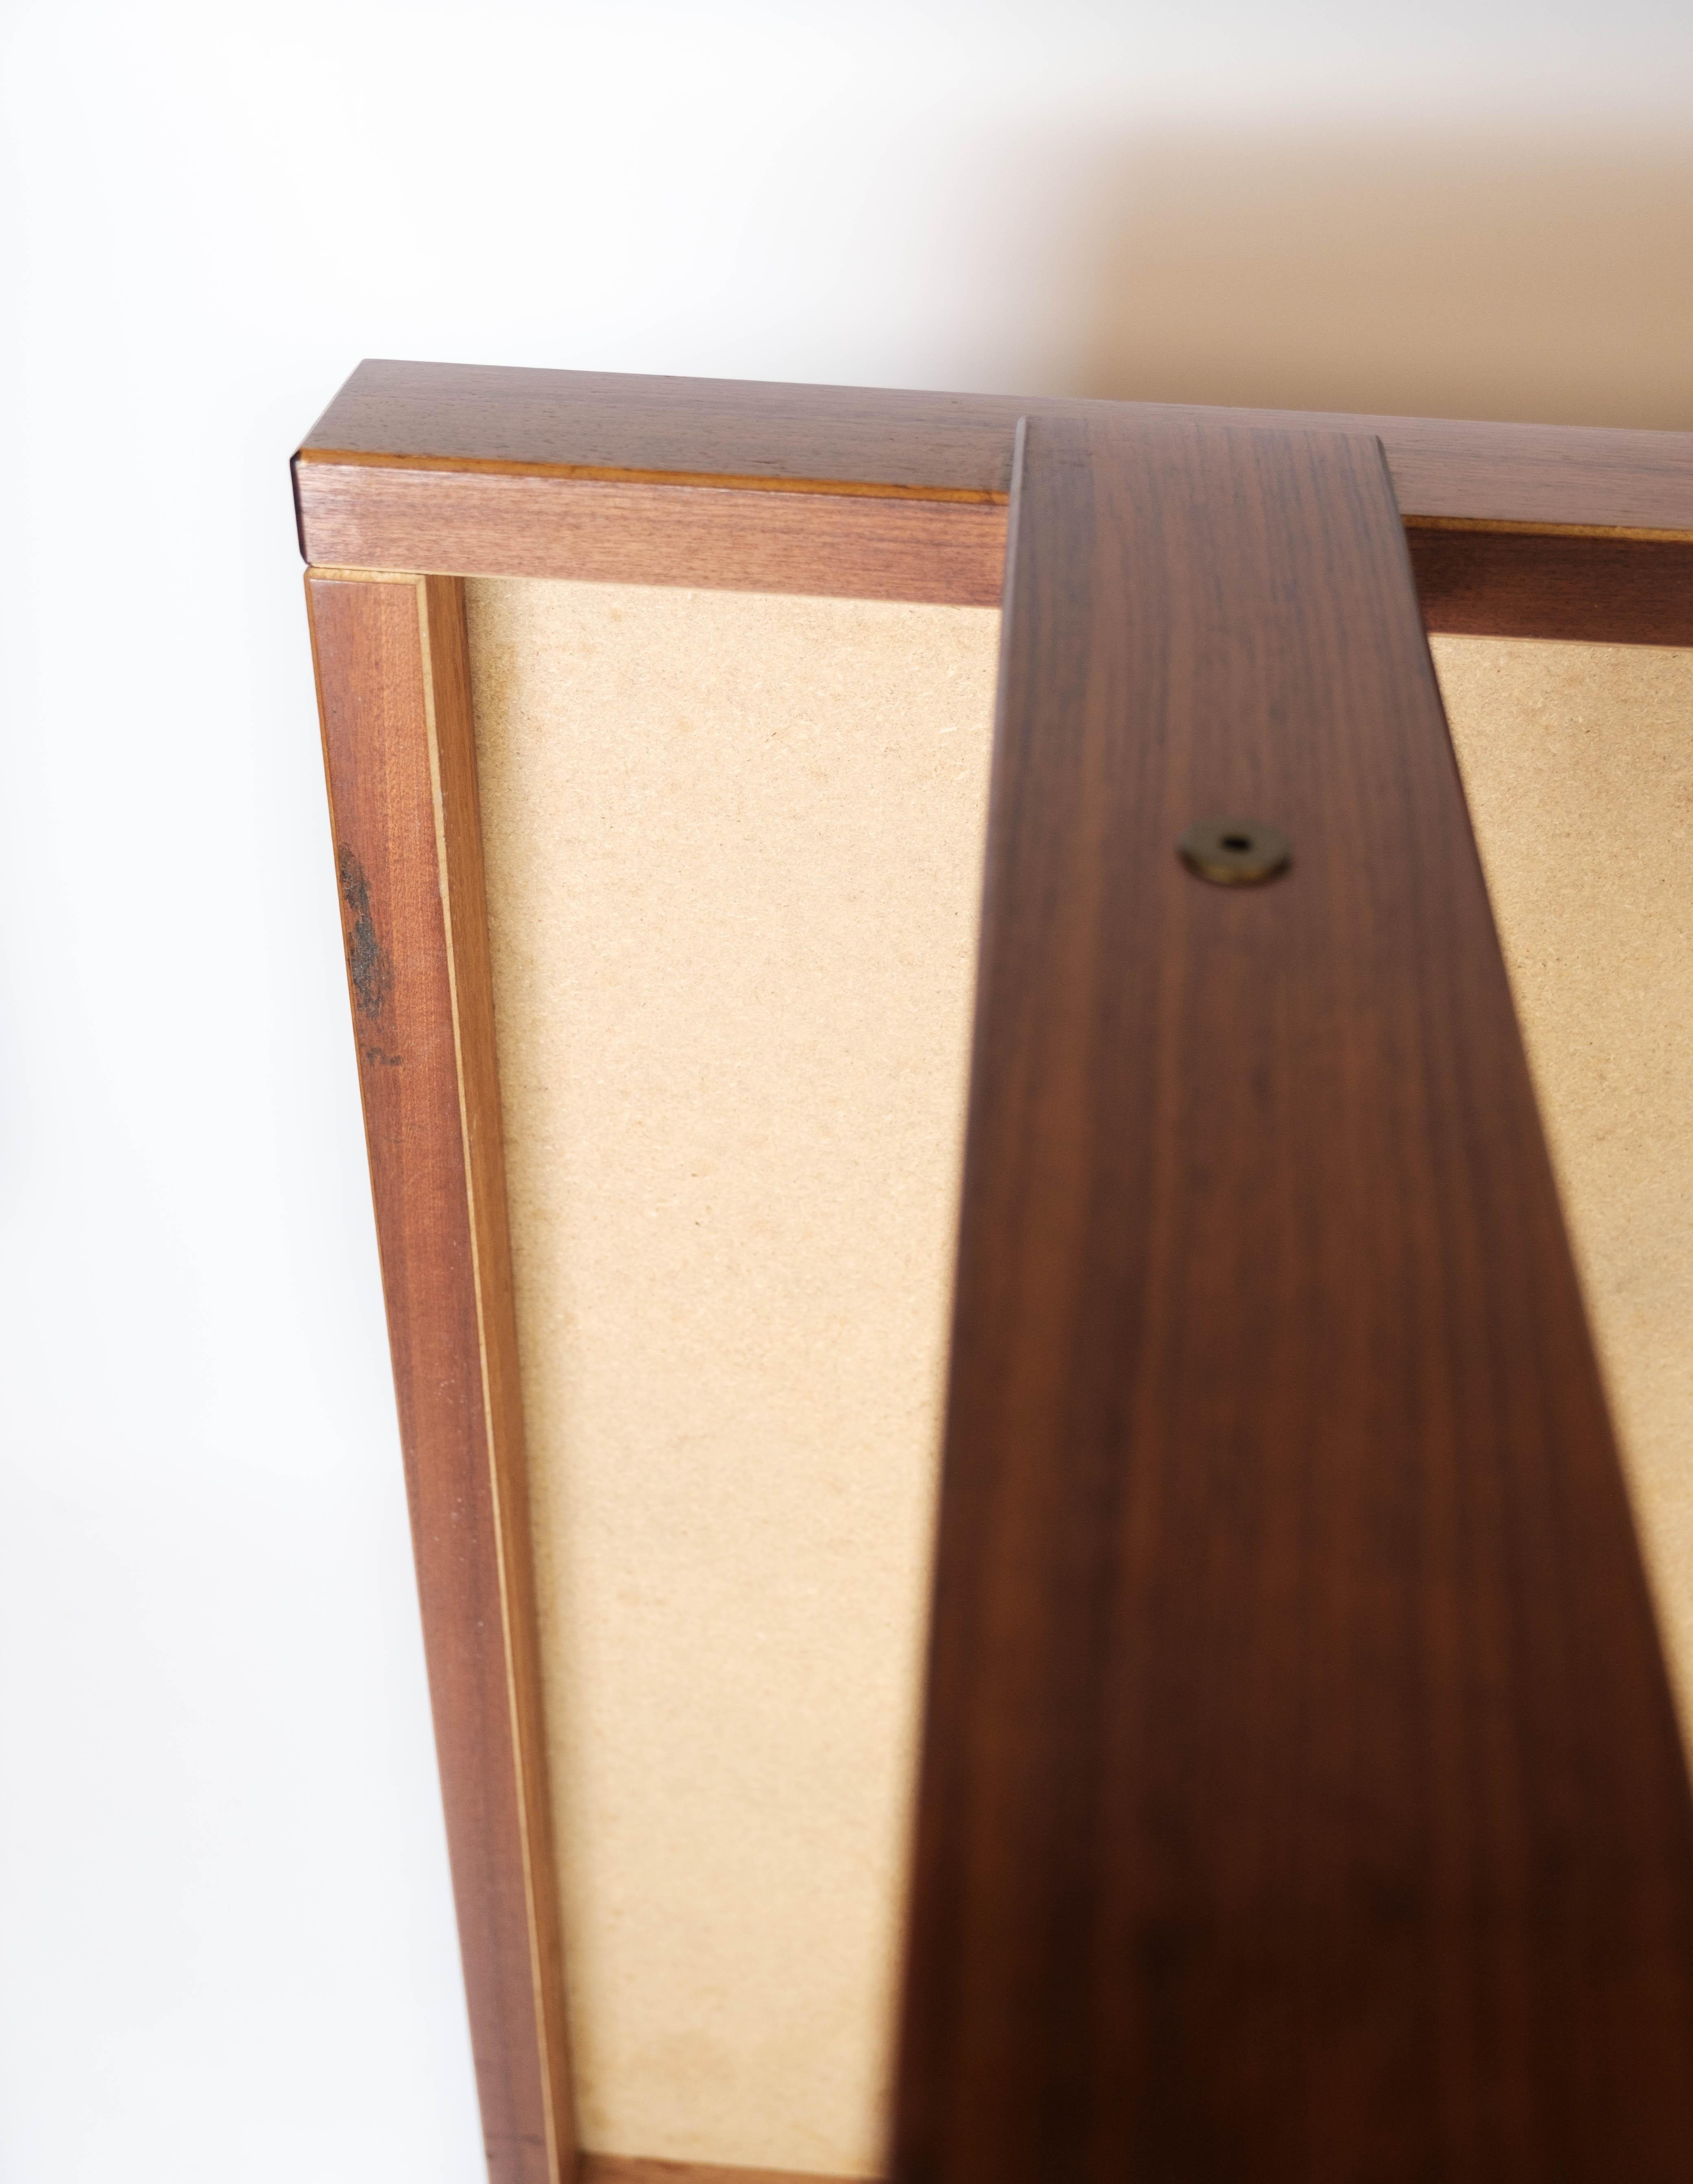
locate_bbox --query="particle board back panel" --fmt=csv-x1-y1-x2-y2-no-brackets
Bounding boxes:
1435,635,1693,1734
466,580,999,2175
464,579,1693,2177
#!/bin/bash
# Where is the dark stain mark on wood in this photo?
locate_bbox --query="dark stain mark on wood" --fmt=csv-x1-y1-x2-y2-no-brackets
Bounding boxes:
337,843,392,1024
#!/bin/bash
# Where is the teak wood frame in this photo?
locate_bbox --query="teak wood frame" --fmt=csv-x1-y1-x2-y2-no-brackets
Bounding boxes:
296,362,1693,2184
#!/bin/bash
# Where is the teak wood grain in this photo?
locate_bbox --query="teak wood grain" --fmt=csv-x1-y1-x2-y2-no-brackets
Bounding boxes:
893,415,1693,2181
305,571,572,2184
298,464,1008,606
295,360,1693,642
578,2162,855,2184
1404,522,1693,645
301,358,1693,528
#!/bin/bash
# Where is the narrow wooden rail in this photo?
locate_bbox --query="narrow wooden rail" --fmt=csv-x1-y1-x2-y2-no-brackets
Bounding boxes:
296,361,1693,642
893,412,1693,2182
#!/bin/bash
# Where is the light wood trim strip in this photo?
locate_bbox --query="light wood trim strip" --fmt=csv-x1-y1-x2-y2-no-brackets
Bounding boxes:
577,2160,860,2184
306,570,573,2184
894,412,1693,2178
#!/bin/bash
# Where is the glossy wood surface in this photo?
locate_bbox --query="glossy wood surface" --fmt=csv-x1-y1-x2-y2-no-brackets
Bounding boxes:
296,364,1693,641
302,359,1693,530
306,572,573,2184
892,415,1693,2181
579,2162,854,2184
299,465,1006,605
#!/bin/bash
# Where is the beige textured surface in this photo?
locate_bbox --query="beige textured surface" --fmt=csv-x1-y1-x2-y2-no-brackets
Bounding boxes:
466,579,998,2175
1436,637,1693,1730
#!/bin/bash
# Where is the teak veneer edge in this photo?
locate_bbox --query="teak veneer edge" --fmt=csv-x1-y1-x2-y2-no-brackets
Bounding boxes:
299,359,1693,531
294,361,1693,644
306,570,572,2184
578,2162,860,2184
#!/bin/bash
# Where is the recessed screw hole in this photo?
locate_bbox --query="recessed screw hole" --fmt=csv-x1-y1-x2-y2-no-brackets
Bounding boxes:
1177,817,1290,886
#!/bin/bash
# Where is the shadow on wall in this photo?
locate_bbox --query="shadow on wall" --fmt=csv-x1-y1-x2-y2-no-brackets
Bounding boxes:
997,127,1693,427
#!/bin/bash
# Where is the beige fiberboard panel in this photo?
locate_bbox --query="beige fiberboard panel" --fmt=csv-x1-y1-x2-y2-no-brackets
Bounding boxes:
1436,636,1693,1734
467,577,1000,2176
463,577,1693,2177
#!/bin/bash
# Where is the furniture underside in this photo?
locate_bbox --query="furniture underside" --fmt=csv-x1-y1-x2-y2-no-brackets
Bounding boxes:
300,368,1693,2183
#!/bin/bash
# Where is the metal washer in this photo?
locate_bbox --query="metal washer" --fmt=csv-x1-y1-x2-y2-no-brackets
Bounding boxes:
1177,817,1293,887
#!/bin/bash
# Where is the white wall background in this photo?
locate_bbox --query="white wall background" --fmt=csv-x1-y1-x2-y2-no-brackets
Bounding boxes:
1,4,1689,2179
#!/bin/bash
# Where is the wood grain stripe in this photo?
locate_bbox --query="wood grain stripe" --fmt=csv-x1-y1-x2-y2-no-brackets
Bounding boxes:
295,464,1007,605
293,367,1693,640
893,414,1693,2180
307,572,572,2184
578,2160,859,2184
1405,524,1693,646
300,359,1693,533
295,458,1693,642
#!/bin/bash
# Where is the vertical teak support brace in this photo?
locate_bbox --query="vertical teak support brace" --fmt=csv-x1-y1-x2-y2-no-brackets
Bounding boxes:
306,570,573,2184
895,416,1693,2180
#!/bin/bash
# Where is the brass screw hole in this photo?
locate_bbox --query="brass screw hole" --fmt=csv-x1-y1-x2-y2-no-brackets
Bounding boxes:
1178,817,1292,887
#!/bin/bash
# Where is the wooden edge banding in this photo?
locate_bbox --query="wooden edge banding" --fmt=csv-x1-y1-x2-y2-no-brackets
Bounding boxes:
577,2161,862,2184
418,572,575,2172
300,444,1006,503
306,570,572,2184
300,360,1693,532
1406,525,1693,646
293,378,1693,643
296,466,1008,607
